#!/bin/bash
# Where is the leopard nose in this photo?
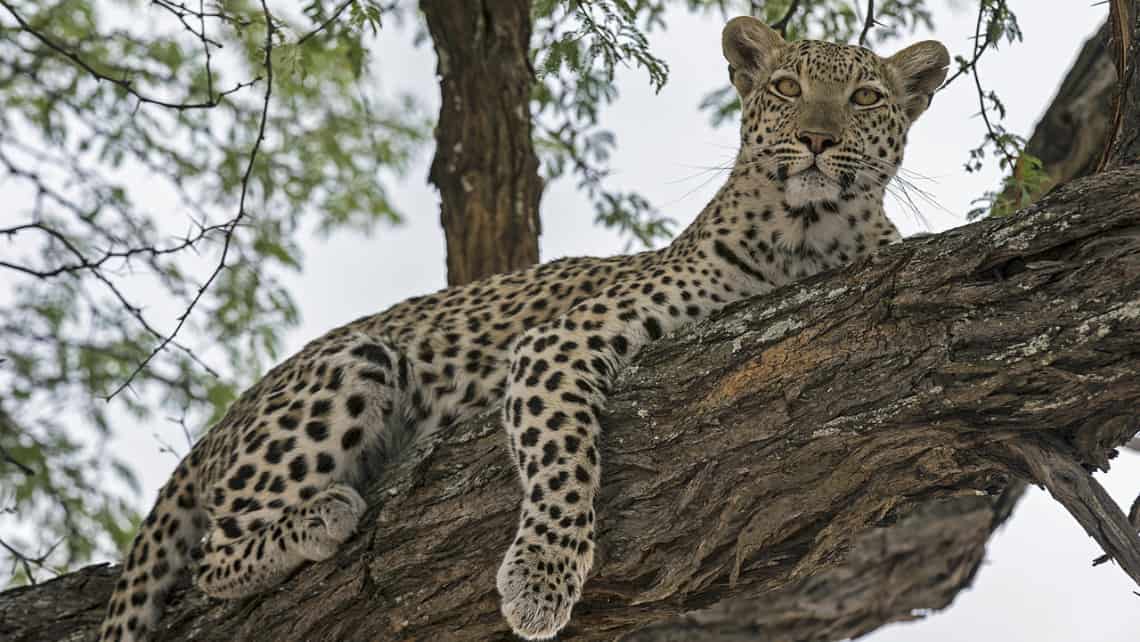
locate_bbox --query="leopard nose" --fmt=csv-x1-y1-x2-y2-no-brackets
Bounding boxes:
797,131,838,154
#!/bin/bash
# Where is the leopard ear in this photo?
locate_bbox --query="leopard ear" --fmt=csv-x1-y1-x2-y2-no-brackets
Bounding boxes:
887,40,950,121
722,16,785,97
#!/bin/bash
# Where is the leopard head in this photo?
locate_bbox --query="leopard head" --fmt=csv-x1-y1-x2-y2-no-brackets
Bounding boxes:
722,16,949,208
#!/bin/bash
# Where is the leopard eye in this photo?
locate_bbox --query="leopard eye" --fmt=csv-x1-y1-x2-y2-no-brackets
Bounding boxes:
772,77,802,98
851,87,883,107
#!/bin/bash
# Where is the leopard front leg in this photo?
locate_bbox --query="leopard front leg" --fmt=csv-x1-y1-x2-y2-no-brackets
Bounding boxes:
496,288,675,639
497,335,605,638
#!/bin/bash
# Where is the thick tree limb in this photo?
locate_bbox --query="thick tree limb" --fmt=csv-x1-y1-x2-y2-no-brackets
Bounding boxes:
2,165,1138,642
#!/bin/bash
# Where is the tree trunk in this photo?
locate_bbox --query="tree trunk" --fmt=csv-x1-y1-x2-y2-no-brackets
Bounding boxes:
3,163,1139,641
422,0,543,286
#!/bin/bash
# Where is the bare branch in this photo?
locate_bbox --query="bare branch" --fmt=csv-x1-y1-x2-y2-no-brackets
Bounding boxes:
0,0,258,110
0,176,221,380
768,0,802,38
969,6,1017,170
0,536,63,584
107,0,277,399
295,0,356,46
858,0,877,47
0,220,235,280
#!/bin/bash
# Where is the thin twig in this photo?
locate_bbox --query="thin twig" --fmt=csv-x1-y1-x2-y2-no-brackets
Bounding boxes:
858,0,877,47
199,0,213,98
939,1,1005,91
967,3,1018,170
0,535,63,584
0,444,34,476
0,0,255,110
296,0,356,46
0,220,234,279
769,0,802,38
0,159,221,379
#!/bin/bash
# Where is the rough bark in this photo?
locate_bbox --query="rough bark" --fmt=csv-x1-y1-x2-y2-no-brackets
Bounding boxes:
422,0,543,286
3,165,1139,642
1106,0,1140,168
1017,20,1116,186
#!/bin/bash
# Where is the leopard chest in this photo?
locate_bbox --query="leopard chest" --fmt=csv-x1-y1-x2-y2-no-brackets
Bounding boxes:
766,202,891,283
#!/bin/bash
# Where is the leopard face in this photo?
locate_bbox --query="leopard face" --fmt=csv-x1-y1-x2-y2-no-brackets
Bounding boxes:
723,17,949,208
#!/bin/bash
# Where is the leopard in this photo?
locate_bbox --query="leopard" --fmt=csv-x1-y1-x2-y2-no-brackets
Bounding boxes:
97,16,949,642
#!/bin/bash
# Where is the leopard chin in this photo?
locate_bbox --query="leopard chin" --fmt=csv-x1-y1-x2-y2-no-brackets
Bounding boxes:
784,168,841,208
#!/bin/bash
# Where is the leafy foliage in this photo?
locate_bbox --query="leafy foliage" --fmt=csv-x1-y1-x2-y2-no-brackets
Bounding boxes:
532,0,678,248
953,0,1049,219
0,0,427,579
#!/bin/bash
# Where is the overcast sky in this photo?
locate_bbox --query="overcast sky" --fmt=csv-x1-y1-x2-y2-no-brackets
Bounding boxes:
6,2,1139,640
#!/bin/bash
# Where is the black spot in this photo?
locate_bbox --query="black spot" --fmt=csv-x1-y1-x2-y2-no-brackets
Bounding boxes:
316,452,336,473
545,372,564,392
265,440,285,464
310,399,332,417
527,396,545,416
268,476,286,493
564,435,580,453
305,421,329,441
359,369,387,385
546,412,567,430
342,427,363,449
245,432,269,455
219,517,242,539
328,366,345,391
346,394,367,418
644,317,663,340
521,428,541,447
288,455,308,482
351,343,391,368
541,441,559,466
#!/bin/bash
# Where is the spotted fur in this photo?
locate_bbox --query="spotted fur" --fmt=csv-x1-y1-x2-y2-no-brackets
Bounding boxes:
97,17,948,642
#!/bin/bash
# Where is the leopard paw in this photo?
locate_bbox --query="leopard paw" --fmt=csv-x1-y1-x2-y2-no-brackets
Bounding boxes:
497,539,589,640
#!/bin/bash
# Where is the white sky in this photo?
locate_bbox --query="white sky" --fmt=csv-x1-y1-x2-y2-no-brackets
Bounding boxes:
6,2,1140,640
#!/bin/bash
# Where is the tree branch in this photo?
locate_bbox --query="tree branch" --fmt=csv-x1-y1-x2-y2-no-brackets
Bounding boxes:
858,0,877,46
0,0,256,110
768,0,802,38
2,164,1138,641
107,1,276,400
